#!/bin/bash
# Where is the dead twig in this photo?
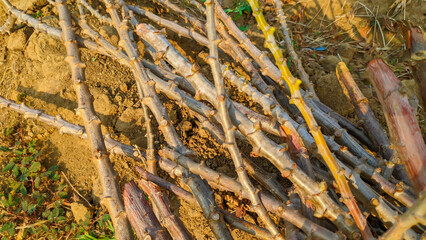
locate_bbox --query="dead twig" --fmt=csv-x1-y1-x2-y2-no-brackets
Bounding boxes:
61,172,93,207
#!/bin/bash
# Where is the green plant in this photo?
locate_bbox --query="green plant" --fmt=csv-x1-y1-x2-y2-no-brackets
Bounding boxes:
34,10,43,18
0,122,117,239
225,0,252,20
238,25,249,31
0,130,71,239
74,213,116,240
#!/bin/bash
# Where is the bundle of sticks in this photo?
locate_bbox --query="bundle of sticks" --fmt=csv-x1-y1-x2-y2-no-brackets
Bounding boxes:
0,0,425,239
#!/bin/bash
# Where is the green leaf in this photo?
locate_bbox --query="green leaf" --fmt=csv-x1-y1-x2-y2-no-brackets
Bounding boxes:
0,223,10,232
10,165,18,178
52,208,60,218
41,165,58,178
48,213,54,222
4,128,13,136
48,165,58,172
19,167,30,181
57,183,66,191
20,185,27,196
29,162,41,173
238,25,249,31
22,156,32,165
1,197,8,207
42,210,50,218
34,10,43,19
8,193,19,207
58,207,65,215
37,194,45,206
34,176,41,189
12,182,22,192
0,146,11,152
19,175,27,182
1,222,15,236
58,191,68,199
14,149,24,156
41,224,49,232
3,162,15,172
20,167,29,175
102,214,111,221
53,200,62,208
21,200,28,212
50,173,60,181
28,204,37,214
28,140,37,148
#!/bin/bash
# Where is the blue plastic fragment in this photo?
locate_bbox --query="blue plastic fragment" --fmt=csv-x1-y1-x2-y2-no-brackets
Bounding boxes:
308,47,327,51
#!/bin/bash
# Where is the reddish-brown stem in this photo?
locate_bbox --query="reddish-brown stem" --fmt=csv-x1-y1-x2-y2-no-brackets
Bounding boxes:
123,181,171,240
137,178,192,239
135,166,274,239
367,59,426,196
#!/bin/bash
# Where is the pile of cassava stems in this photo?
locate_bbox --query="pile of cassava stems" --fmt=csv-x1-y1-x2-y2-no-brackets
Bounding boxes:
0,0,425,239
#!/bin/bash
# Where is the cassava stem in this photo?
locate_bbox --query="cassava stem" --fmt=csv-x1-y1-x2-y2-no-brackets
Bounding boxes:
273,0,317,98
54,1,132,239
204,0,283,238
137,178,192,239
127,5,208,46
2,8,412,216
336,62,392,160
100,1,231,237
137,23,359,237
243,0,372,237
143,104,156,174
135,166,274,239
367,59,426,196
123,181,171,240
159,147,339,240
214,3,377,168
77,0,111,24
151,0,205,32
102,0,190,155
379,191,426,240
0,95,274,239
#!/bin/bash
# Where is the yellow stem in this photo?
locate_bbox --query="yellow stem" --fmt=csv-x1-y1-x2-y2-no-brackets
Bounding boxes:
245,1,372,239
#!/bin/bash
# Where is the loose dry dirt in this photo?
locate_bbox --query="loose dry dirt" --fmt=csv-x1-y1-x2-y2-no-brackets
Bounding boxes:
0,0,424,239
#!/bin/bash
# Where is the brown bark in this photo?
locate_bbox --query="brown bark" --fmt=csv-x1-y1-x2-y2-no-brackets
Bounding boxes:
367,59,426,196
123,181,171,240
336,62,392,160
